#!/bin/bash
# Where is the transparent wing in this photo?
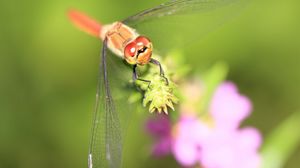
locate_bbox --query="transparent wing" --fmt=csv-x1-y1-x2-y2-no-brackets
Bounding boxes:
123,0,241,24
122,0,246,54
88,39,135,168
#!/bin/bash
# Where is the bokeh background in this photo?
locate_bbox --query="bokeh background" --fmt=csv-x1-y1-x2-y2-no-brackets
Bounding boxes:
1,0,299,167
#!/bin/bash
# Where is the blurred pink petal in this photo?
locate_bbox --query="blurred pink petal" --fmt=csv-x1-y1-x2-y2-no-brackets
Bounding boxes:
176,116,210,144
172,116,210,166
173,138,199,166
200,128,261,168
237,127,262,151
210,82,252,130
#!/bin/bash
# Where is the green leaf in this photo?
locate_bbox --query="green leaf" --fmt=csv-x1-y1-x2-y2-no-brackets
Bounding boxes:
261,111,300,168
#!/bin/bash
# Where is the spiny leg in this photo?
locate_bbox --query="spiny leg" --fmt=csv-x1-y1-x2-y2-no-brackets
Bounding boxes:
150,58,169,85
133,64,151,88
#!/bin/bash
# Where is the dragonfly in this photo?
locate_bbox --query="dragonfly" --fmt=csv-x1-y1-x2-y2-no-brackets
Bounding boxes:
68,0,244,167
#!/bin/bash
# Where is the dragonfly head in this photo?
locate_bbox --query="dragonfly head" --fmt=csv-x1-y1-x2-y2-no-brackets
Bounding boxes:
124,36,153,65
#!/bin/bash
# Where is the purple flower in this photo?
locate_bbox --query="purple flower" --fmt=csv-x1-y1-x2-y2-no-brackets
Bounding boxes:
146,114,172,156
147,81,262,168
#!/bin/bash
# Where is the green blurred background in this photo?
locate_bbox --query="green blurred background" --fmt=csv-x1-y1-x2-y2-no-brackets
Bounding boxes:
0,0,299,167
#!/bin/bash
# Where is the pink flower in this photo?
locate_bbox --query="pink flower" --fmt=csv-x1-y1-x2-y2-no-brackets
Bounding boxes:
199,127,261,168
210,82,252,130
147,81,262,168
172,116,210,165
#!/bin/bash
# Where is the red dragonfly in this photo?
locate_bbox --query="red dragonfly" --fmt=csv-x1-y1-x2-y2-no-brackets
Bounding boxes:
68,0,242,167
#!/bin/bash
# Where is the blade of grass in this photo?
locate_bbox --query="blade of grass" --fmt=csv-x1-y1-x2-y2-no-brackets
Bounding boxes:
261,110,300,168
198,62,228,116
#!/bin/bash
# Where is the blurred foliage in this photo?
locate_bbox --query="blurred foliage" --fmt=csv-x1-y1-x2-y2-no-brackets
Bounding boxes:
0,0,300,168
199,62,228,116
261,111,300,168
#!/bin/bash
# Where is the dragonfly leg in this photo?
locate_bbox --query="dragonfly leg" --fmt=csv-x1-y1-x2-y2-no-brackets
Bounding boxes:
133,64,151,88
150,58,169,85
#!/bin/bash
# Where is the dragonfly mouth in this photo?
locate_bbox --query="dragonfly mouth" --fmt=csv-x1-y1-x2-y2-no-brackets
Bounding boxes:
136,46,152,65
137,46,148,57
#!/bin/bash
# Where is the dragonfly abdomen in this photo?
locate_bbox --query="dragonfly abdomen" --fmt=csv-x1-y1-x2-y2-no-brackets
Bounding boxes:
68,9,103,38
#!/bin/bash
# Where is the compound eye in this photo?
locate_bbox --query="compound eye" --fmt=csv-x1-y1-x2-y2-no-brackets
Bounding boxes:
135,36,151,47
124,42,137,57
